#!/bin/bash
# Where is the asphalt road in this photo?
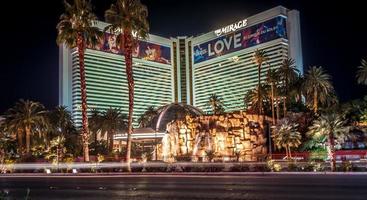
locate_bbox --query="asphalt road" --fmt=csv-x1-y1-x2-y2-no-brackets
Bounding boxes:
0,174,366,200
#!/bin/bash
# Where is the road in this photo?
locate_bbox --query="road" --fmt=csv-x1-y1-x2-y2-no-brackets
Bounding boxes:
0,174,366,199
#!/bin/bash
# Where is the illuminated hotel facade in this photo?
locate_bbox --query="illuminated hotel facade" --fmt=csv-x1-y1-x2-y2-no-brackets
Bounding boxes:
59,6,302,125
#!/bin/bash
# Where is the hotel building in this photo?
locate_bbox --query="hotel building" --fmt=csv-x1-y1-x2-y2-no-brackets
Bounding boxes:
59,6,303,125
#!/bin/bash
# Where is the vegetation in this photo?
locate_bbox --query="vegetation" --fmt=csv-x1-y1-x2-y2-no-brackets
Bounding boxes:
1,1,367,173
307,113,349,171
302,66,335,113
272,119,302,159
253,49,268,115
104,0,149,172
56,0,101,162
356,59,367,85
138,106,158,128
208,94,225,115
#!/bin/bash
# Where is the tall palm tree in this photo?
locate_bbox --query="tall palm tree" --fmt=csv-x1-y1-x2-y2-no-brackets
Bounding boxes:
104,0,149,171
356,59,367,85
277,58,299,117
302,66,334,113
100,108,127,153
307,113,349,171
272,119,302,159
4,100,47,154
208,94,225,115
56,0,101,162
253,49,268,116
266,69,279,124
138,106,158,128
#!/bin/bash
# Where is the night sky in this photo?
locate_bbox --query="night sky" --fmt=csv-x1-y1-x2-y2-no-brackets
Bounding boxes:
1,0,366,113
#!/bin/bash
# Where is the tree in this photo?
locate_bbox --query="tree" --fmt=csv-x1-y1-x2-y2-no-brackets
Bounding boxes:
277,58,299,117
48,106,75,138
356,59,367,85
100,108,127,153
89,109,102,144
104,0,149,172
244,84,269,114
272,119,302,159
307,113,349,171
208,94,225,115
57,0,101,162
138,106,158,128
266,69,279,124
302,66,334,113
4,100,47,154
253,49,268,115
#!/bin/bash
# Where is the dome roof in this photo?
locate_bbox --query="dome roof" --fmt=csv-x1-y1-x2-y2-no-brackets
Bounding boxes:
149,103,203,132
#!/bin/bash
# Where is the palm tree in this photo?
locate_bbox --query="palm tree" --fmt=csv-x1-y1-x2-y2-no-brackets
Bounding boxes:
100,108,127,153
272,119,302,159
104,0,149,171
356,59,367,85
253,49,268,115
208,94,225,115
48,106,75,137
302,66,334,113
244,84,269,114
138,106,158,128
277,58,299,117
266,69,279,124
307,113,349,171
56,0,101,162
89,109,102,145
4,100,47,154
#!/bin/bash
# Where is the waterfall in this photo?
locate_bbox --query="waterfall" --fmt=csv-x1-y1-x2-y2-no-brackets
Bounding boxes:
161,134,170,162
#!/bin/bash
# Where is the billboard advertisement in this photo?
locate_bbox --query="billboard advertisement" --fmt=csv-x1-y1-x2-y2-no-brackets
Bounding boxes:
89,33,171,65
193,16,287,64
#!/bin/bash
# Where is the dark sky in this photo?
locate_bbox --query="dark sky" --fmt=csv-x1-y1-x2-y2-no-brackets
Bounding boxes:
1,0,366,113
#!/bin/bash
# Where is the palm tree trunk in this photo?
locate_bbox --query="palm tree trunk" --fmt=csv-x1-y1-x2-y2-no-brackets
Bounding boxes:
283,79,288,117
271,83,275,125
77,32,90,162
313,89,318,113
25,126,31,154
17,129,24,154
285,146,289,159
283,97,287,117
123,32,134,172
258,64,262,116
328,133,336,172
276,97,280,121
109,130,115,153
288,146,292,159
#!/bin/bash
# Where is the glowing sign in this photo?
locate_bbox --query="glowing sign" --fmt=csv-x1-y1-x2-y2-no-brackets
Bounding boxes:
194,16,287,64
214,19,248,36
89,33,171,65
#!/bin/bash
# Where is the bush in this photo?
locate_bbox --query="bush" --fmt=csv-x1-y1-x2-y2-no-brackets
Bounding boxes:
339,160,353,172
176,155,192,162
144,166,167,172
287,162,299,171
303,161,325,172
309,148,327,161
230,164,250,172
266,160,281,172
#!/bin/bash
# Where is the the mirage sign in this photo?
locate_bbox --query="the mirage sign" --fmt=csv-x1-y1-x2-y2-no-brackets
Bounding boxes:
193,16,287,64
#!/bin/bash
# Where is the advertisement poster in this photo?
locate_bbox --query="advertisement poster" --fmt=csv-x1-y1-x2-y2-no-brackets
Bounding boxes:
193,16,287,64
90,33,171,65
